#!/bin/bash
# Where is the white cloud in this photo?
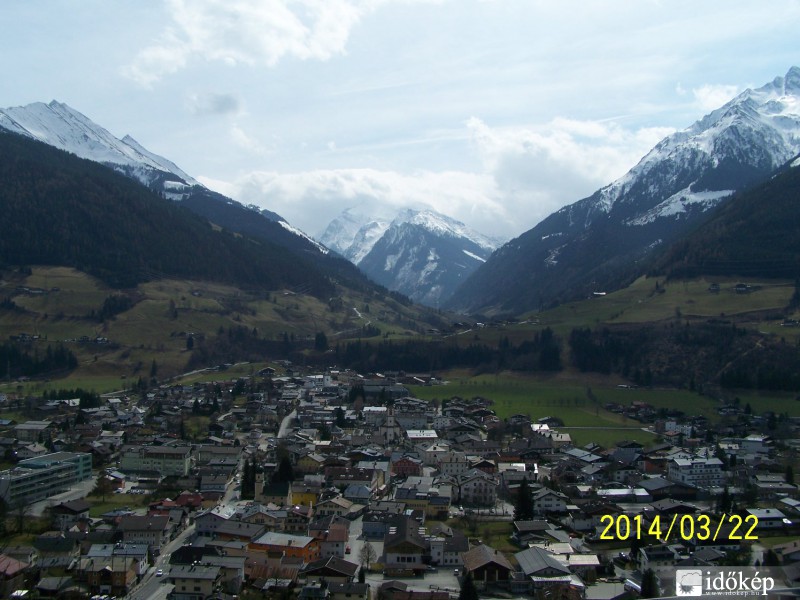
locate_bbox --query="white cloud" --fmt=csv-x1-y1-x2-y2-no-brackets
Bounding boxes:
465,116,674,224
123,0,386,86
201,167,506,237
229,124,273,155
692,84,742,111
199,116,675,240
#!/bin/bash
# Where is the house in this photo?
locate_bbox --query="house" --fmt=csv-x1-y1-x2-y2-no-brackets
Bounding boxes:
638,544,677,576
391,456,423,477
320,526,349,558
329,581,370,600
382,517,430,575
213,519,267,542
195,508,230,537
168,564,223,600
746,508,789,530
515,547,571,578
117,515,172,554
78,556,138,597
316,496,360,519
533,488,568,515
301,556,359,583
14,420,53,443
773,539,800,564
0,554,29,599
461,544,514,589
457,469,498,507
250,532,320,562
51,499,91,531
86,542,151,576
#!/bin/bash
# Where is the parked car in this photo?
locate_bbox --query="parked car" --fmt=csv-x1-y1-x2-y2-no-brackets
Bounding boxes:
156,569,164,577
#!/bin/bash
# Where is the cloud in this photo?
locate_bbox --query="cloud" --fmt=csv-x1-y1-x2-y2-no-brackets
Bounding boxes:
466,116,674,221
124,0,376,86
229,124,273,155
692,84,742,111
200,168,506,237
197,115,674,240
186,92,241,116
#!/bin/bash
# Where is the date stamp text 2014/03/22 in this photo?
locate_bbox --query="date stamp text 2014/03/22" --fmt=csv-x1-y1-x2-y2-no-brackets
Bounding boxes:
598,513,758,542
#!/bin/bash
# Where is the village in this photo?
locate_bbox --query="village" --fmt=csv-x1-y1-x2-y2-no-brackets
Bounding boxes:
0,364,798,600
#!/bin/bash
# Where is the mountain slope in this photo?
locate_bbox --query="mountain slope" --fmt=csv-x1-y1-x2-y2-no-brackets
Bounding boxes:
653,158,800,280
320,208,500,305
0,100,382,294
448,66,800,315
0,129,330,294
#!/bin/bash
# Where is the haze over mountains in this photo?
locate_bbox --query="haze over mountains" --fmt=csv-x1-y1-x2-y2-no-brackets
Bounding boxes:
447,67,800,315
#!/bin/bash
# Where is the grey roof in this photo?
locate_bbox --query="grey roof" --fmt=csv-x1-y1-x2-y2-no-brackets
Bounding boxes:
514,547,570,577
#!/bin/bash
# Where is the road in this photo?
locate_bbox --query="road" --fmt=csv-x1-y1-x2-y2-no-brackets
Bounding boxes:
128,522,196,600
278,409,297,439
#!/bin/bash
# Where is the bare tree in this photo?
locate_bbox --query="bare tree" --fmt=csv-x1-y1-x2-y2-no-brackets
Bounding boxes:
359,541,377,571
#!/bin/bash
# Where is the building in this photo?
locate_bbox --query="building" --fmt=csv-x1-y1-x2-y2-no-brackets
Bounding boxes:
458,469,498,507
250,532,320,562
461,544,514,589
667,457,725,488
117,515,172,553
119,445,193,476
0,452,92,505
169,564,223,600
52,499,91,531
382,517,430,575
78,556,138,597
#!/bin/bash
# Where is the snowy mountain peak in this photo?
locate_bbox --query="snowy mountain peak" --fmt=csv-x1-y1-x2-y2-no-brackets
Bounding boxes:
318,206,502,306
588,66,800,219
448,67,800,315
0,100,199,190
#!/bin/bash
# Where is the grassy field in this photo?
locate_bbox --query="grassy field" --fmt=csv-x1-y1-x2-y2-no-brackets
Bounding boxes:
411,369,799,447
0,265,443,385
525,276,794,335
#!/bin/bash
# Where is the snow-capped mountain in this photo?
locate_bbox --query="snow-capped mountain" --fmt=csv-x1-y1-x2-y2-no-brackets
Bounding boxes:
0,101,199,195
0,100,375,283
448,66,800,314
320,207,501,306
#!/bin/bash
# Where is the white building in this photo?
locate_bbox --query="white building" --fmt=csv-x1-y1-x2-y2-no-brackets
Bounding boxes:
667,457,725,488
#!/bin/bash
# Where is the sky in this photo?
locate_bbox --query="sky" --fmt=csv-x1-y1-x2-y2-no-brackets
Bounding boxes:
1,0,799,240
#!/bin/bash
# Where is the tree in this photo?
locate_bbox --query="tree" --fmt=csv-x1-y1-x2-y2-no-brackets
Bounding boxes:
359,541,377,570
640,569,658,598
314,332,329,352
334,407,346,428
717,486,733,513
186,335,194,350
458,572,479,600
514,476,534,521
274,456,294,484
91,475,115,503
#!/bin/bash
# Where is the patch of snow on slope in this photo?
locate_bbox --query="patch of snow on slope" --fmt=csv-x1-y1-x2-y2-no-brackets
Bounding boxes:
278,221,329,254
626,187,733,226
462,249,486,263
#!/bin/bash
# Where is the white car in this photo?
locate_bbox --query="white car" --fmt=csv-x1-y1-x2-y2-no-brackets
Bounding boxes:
156,569,164,577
